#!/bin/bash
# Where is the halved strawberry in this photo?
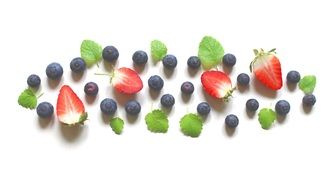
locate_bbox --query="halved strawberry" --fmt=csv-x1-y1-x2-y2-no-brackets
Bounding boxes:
250,48,282,90
201,70,235,101
56,85,87,125
111,67,143,94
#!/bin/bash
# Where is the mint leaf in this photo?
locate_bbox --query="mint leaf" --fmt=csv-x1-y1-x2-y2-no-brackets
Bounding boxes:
109,117,124,135
145,109,169,133
18,89,37,109
299,75,316,94
180,113,203,137
151,40,167,62
258,108,276,130
80,40,102,67
198,36,224,70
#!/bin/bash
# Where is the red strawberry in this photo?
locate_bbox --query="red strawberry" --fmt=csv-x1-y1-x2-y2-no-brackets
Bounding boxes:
56,85,87,125
250,48,282,90
201,70,235,101
111,67,143,94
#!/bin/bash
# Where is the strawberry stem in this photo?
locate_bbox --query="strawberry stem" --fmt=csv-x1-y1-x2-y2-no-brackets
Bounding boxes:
37,93,44,99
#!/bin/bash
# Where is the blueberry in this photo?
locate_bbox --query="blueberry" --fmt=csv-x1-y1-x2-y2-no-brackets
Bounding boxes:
222,53,236,67
161,94,175,108
148,75,164,91
70,57,86,73
287,70,301,84
102,46,119,62
46,63,63,80
197,102,211,115
225,114,239,128
246,99,259,112
84,82,99,96
125,100,141,115
181,81,194,95
162,54,177,69
187,56,201,69
302,94,316,106
275,100,290,116
100,98,117,115
27,74,41,88
36,102,54,118
132,50,148,65
237,73,250,86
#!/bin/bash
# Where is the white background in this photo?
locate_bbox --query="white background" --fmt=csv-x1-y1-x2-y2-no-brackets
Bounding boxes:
1,0,327,189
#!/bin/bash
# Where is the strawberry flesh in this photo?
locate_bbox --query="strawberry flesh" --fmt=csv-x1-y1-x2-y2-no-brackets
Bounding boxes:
111,67,143,94
201,70,233,100
56,85,87,125
251,49,282,90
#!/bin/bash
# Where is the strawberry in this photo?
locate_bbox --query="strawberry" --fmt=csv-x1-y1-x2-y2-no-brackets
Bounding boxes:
250,48,282,90
201,70,235,101
56,85,87,125
111,67,143,94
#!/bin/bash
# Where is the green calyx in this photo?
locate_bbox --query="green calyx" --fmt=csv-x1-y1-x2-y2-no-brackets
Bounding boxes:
249,48,276,72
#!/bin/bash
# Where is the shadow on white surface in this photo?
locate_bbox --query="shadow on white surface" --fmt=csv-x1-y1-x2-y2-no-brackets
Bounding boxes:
302,103,314,114
133,62,148,74
222,65,233,75
224,125,237,137
181,93,192,103
113,90,136,106
286,81,297,91
187,67,200,77
201,87,228,113
237,84,250,93
252,78,278,99
59,124,87,143
148,88,161,100
37,116,55,129
246,108,256,119
70,71,86,82
47,78,62,89
84,94,98,105
163,67,175,78
125,113,139,124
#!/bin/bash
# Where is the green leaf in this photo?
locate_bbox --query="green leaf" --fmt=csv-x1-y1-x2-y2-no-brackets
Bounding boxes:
145,109,169,133
18,89,37,109
80,39,103,67
109,117,124,135
258,108,276,130
151,40,167,62
299,75,316,94
180,113,203,137
198,36,224,70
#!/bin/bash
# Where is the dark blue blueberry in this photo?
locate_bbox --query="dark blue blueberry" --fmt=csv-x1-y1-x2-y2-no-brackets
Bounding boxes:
46,63,63,80
84,82,99,96
36,102,54,118
132,50,148,65
102,46,119,62
100,98,117,115
125,100,141,115
302,94,316,106
246,99,259,112
160,94,175,108
187,56,201,69
162,54,177,69
222,53,236,67
225,114,239,128
275,100,290,116
70,57,86,73
27,74,41,88
237,73,250,86
287,70,301,84
197,102,211,115
181,81,194,95
148,75,164,91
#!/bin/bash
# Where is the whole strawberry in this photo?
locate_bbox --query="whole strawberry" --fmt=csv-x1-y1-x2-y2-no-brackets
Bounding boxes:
201,70,235,101
250,48,282,90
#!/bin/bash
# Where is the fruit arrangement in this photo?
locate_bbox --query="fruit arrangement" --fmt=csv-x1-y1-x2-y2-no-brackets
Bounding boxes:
17,36,317,137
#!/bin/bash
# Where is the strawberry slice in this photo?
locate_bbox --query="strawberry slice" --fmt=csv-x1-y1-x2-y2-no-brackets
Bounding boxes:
56,85,87,125
201,70,235,101
111,67,143,94
250,48,282,90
